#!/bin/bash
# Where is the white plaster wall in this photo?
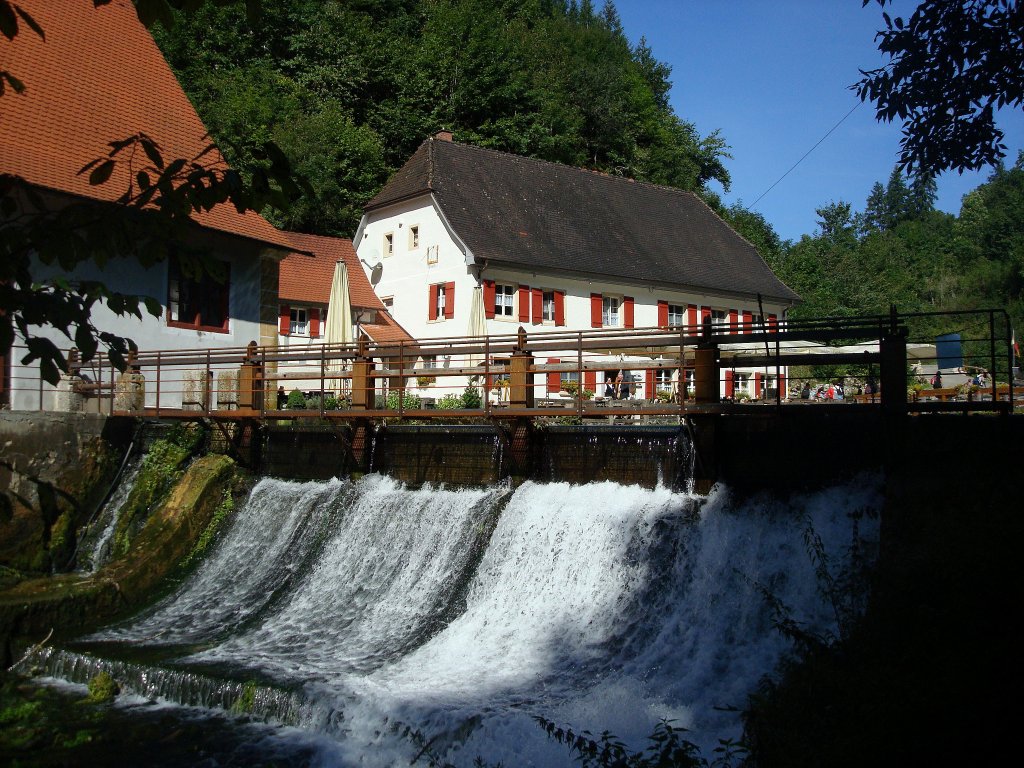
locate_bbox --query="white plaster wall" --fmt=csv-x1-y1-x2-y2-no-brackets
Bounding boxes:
9,252,267,411
356,200,793,402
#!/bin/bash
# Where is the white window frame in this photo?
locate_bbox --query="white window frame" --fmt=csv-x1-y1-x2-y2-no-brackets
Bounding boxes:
289,307,308,336
711,308,728,328
603,295,621,327
667,304,684,326
655,368,674,392
495,283,515,318
433,283,447,320
541,290,556,323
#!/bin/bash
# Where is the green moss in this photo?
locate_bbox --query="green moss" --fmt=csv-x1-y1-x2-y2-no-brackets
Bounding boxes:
85,672,119,704
48,510,75,572
231,680,258,714
181,488,234,570
111,437,195,558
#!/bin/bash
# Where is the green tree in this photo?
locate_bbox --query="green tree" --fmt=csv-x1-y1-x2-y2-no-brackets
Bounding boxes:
855,0,1024,175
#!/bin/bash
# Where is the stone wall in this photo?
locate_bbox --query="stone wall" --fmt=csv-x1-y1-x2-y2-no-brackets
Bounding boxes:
0,413,134,576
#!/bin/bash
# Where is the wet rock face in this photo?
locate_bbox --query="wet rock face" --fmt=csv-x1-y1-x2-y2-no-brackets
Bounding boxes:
0,414,132,578
0,453,238,667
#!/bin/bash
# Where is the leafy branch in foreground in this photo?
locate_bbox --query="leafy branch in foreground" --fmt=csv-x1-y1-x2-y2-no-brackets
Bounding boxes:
1,129,305,384
535,716,747,768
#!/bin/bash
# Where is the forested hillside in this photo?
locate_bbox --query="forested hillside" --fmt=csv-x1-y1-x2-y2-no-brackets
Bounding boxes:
154,0,1024,334
761,156,1024,336
153,0,729,237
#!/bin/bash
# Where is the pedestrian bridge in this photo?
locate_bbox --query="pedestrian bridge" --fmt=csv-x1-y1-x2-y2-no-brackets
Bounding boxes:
19,308,1020,421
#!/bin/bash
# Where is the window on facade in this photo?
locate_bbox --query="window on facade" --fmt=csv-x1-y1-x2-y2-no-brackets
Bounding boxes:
735,373,750,392
384,232,394,257
711,309,728,326
752,313,764,329
495,283,515,317
656,369,674,393
437,285,446,315
426,245,439,264
382,296,394,310
542,291,556,322
667,304,684,326
603,295,620,327
560,370,579,388
421,354,436,370
289,307,308,336
168,257,229,332
409,225,420,249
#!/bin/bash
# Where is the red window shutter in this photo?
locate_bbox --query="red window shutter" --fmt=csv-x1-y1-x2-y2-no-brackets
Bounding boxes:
554,291,566,326
701,306,712,323
768,313,778,332
309,308,320,338
725,369,735,398
532,288,542,324
484,280,496,319
687,304,698,332
779,372,786,397
518,285,530,322
546,357,561,393
623,296,634,329
428,285,438,321
645,369,655,399
444,281,456,318
590,293,603,328
754,372,762,398
728,309,738,334
279,305,290,335
657,300,668,328
742,310,753,332
585,370,596,393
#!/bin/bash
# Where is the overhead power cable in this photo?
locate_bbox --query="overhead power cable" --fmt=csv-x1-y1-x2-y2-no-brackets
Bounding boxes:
748,100,862,210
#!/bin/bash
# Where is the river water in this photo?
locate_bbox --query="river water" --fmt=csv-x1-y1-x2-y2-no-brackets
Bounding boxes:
32,472,882,766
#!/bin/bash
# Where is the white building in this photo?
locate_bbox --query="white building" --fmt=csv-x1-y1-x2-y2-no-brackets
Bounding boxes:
354,132,800,401
0,1,303,411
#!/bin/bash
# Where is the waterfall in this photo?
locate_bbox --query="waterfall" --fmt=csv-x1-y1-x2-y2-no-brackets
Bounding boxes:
74,456,143,574
35,473,882,767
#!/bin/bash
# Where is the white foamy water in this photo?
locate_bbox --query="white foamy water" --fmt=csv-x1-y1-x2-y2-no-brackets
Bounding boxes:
75,473,882,767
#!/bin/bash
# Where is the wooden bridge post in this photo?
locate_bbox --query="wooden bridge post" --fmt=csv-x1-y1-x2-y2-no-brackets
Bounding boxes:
693,347,720,404
237,341,263,413
880,331,908,415
508,326,535,409
350,334,377,411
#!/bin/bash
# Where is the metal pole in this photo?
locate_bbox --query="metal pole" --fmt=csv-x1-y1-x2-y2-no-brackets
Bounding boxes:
989,310,997,404
577,333,584,419
484,336,491,416
155,351,161,419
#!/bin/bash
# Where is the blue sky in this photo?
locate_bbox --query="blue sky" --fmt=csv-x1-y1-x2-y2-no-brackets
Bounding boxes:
614,0,1024,243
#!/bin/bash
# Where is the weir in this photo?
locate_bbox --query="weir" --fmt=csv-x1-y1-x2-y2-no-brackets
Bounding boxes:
18,473,884,766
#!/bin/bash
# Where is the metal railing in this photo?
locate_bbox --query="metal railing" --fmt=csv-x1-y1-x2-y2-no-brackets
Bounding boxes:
3,308,1017,419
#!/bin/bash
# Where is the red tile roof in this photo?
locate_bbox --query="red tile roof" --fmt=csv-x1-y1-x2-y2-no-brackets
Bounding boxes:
279,232,412,344
280,233,383,310
0,0,297,252
361,315,413,344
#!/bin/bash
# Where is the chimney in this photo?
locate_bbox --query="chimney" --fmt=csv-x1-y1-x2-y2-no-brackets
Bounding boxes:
434,130,453,142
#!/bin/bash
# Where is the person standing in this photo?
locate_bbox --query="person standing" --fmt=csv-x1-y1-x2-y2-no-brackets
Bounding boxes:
618,370,630,400
605,371,619,399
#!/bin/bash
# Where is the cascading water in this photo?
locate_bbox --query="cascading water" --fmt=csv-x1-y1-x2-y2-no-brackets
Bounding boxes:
74,456,143,574
33,472,882,767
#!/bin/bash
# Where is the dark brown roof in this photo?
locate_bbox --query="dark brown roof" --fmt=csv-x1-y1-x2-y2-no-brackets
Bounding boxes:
0,0,298,252
367,138,799,302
